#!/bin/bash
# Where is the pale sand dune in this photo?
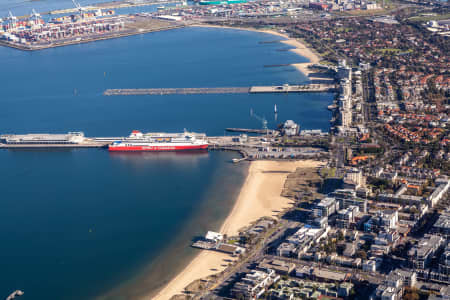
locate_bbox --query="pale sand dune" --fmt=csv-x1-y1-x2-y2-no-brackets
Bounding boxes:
151,160,324,300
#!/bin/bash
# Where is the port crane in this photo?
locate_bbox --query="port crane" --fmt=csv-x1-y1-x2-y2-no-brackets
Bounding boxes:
30,9,42,24
72,0,102,18
7,11,17,27
72,0,88,14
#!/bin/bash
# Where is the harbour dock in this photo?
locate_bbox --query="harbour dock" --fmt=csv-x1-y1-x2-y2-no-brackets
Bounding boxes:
103,84,337,96
0,131,329,162
0,142,109,149
0,132,112,149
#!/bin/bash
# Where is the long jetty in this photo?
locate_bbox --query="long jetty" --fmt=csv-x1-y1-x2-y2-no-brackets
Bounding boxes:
104,87,250,96
104,84,337,96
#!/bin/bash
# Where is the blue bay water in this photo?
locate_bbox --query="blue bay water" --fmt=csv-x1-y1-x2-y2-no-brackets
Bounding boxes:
0,27,332,299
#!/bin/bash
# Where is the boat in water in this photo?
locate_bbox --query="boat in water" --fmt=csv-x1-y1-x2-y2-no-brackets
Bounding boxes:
108,130,208,152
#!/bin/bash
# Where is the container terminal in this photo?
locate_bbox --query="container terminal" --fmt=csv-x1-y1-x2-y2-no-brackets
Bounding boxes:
0,3,184,51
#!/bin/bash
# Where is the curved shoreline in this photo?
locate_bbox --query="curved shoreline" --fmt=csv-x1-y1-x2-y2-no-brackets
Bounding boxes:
190,24,322,80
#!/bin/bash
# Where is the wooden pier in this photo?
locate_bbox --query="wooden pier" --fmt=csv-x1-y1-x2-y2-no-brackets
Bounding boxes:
103,84,337,96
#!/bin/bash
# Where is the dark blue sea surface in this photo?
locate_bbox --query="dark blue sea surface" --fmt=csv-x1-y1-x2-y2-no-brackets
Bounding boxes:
0,27,332,299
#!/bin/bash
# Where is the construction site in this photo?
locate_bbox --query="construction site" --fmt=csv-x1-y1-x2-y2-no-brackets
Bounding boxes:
0,1,184,50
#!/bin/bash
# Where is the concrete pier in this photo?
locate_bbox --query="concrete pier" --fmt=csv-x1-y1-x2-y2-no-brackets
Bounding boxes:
104,87,250,96
249,84,337,93
104,84,337,96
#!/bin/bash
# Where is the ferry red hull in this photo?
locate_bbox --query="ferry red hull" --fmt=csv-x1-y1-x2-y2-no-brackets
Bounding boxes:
108,144,208,152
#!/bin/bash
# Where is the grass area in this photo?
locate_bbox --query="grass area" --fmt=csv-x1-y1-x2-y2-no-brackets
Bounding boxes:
336,27,353,32
376,48,413,55
319,50,333,56
319,60,336,66
378,48,402,53
336,8,386,16
408,13,450,22
320,167,336,179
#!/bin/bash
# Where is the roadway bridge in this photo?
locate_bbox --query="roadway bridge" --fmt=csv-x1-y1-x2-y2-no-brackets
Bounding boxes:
103,84,337,96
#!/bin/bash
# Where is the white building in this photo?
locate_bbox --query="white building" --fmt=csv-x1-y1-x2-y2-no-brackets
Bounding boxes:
283,120,300,136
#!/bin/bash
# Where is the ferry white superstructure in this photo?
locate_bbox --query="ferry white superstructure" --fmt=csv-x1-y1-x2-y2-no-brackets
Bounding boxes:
108,130,208,151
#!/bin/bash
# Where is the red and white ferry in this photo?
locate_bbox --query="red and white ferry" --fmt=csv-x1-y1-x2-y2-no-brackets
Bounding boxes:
108,130,208,152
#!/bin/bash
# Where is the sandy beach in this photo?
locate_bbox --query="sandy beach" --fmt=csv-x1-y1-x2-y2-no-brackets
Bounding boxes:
190,24,322,80
152,160,324,300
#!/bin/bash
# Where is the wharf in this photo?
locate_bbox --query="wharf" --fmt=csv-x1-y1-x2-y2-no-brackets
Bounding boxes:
104,87,250,96
104,84,337,96
191,240,216,250
0,142,110,149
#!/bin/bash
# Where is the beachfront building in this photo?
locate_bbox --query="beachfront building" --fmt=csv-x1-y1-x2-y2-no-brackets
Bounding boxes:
344,168,365,189
231,269,280,299
329,189,368,213
314,197,340,218
205,231,223,243
336,206,359,229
